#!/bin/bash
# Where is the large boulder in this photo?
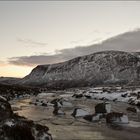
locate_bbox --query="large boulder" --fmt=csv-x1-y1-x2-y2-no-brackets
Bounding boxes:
1,118,35,140
71,108,90,118
0,96,13,121
53,107,65,116
95,102,111,114
0,96,53,140
0,117,52,140
106,112,129,124
51,98,73,108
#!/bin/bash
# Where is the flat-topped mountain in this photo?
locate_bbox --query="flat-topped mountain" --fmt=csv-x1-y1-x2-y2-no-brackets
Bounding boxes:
19,51,140,89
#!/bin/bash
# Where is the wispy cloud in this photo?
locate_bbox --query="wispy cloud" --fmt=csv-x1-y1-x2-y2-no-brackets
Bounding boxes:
70,30,102,45
87,37,103,45
17,38,47,47
9,29,140,67
8,54,66,67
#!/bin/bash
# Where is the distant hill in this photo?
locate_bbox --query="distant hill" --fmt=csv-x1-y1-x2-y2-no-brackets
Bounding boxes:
0,77,21,85
0,83,43,100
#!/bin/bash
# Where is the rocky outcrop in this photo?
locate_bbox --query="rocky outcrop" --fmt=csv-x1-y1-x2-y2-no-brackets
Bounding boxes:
19,51,140,89
0,96,52,140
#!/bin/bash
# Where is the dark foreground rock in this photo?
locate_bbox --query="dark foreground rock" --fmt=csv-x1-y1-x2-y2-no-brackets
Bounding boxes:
0,116,52,140
0,96,13,121
0,96,52,140
95,102,111,114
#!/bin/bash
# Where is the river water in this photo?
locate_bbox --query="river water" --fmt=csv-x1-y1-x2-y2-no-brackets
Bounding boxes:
10,93,140,140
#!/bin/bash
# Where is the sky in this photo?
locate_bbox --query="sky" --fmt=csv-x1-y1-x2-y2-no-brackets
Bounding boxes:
0,1,140,77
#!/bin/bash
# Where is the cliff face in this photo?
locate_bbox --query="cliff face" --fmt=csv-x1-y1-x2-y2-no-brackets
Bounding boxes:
19,51,140,89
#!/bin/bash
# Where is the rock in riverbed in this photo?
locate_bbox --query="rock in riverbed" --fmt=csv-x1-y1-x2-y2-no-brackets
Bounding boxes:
95,102,111,114
106,112,129,124
83,114,103,122
0,96,53,140
71,108,90,118
53,107,65,116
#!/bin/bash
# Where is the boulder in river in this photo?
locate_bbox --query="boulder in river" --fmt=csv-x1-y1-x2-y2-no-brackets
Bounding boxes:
71,108,90,118
53,107,65,116
83,114,103,122
106,112,129,124
95,102,111,114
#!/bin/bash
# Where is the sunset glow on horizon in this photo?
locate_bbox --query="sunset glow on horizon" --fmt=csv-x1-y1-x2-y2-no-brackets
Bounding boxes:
0,65,33,78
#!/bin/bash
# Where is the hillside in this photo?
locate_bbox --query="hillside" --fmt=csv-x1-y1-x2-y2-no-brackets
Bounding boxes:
0,77,21,85
19,51,140,89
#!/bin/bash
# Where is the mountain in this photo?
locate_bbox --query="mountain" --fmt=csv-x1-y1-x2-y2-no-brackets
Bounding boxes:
18,50,140,89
